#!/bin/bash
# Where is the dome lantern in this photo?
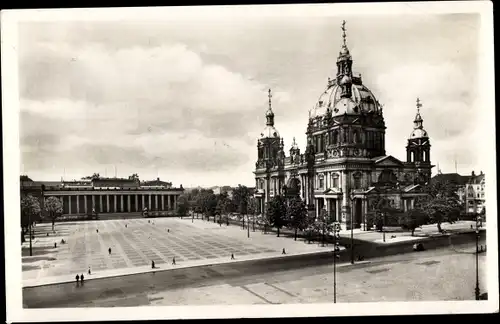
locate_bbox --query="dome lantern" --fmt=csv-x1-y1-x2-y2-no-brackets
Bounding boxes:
409,97,429,139
260,88,280,139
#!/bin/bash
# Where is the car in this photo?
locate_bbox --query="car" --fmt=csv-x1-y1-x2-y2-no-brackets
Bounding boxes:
413,243,425,251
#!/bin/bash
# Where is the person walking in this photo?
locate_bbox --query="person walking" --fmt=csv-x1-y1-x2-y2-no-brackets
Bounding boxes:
152,260,155,269
231,253,235,260
75,274,80,285
108,247,112,255
282,248,286,255
88,267,91,275
80,273,84,284
172,257,176,265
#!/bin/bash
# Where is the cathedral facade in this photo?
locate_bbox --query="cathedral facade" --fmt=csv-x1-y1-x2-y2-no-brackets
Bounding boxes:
254,22,434,229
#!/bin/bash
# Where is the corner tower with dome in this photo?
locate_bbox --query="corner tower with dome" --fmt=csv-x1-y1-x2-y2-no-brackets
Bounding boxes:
254,21,434,229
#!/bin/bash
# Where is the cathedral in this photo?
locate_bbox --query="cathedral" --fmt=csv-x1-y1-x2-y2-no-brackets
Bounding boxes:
254,21,434,229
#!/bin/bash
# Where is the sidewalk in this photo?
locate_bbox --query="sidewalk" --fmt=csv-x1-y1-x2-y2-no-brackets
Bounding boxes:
337,221,486,245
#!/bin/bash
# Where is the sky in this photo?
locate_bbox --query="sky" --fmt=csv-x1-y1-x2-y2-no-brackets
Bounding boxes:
17,8,484,188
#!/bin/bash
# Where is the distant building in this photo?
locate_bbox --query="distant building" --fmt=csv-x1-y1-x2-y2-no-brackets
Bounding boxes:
431,170,485,214
20,176,184,215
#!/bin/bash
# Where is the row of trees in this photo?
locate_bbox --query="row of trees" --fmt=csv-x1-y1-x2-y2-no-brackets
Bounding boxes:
21,195,63,242
176,184,328,243
175,185,258,223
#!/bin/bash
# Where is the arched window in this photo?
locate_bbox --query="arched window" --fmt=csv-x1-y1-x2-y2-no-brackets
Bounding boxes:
410,151,415,162
353,172,362,189
423,150,426,162
331,173,339,188
353,130,359,143
332,130,338,144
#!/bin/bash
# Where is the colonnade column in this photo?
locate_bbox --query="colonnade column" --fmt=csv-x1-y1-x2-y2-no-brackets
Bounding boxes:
173,195,177,210
336,199,341,223
76,195,80,214
148,194,152,210
315,199,320,220
120,195,124,212
68,196,72,215
142,195,145,210
155,195,159,210
325,197,330,222
168,195,171,210
114,195,117,213
106,195,110,213
84,195,88,214
135,195,139,212
363,198,368,230
161,195,165,211
99,195,103,213
127,195,131,213
91,195,95,211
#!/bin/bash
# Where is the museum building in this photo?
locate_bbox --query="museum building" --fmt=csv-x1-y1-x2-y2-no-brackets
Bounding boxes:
254,22,434,229
20,176,184,216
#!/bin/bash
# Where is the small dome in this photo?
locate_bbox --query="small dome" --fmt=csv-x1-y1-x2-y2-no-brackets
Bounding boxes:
410,128,428,139
261,126,280,139
309,80,380,118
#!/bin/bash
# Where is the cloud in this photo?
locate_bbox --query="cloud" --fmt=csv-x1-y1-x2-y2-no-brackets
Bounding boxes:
19,40,288,180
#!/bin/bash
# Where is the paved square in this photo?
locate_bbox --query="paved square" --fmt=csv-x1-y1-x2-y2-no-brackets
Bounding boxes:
22,217,331,285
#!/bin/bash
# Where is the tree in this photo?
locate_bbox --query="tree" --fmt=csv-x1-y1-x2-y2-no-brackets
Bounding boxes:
247,196,258,231
20,175,33,182
21,194,41,243
232,185,251,228
215,192,230,224
176,194,190,217
312,208,333,246
128,173,140,182
267,195,287,237
369,196,399,231
81,173,100,180
198,189,217,220
44,196,63,231
399,208,428,236
419,180,461,233
287,197,308,240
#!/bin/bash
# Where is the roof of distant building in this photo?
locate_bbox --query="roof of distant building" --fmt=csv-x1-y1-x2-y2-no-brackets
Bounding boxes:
431,172,485,186
141,178,172,187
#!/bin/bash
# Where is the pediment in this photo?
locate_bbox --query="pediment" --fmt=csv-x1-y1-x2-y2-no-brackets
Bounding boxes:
373,155,404,167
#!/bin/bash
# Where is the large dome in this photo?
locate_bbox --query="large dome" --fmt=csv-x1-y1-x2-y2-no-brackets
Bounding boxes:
310,80,381,118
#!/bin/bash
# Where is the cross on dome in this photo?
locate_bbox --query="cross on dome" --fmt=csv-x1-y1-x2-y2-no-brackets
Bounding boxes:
268,88,272,109
416,97,422,113
341,20,347,46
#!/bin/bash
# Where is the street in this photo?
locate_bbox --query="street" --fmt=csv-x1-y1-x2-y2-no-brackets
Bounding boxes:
23,239,486,308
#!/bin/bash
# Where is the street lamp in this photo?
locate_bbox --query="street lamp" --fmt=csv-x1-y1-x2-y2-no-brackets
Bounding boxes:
475,216,481,300
350,191,355,264
333,221,341,303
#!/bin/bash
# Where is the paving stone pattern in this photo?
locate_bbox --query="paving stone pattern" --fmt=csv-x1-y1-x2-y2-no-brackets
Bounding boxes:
22,218,278,280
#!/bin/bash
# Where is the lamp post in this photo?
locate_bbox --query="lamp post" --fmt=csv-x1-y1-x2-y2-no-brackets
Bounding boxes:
247,214,250,238
350,191,355,264
475,216,481,300
333,222,341,303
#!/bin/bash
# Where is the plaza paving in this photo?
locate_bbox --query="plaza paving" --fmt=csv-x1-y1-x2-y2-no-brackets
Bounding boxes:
22,217,334,287
139,245,488,305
